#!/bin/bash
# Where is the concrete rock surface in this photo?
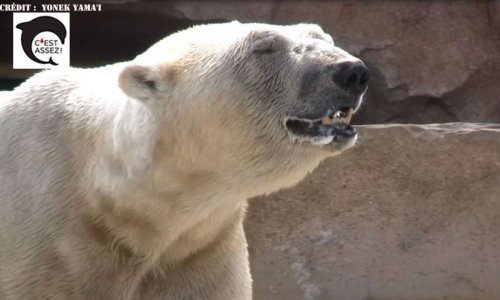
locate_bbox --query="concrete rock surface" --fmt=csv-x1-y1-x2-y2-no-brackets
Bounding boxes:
246,123,500,300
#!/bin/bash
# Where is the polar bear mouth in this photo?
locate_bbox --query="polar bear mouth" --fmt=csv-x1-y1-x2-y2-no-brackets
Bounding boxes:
284,107,356,145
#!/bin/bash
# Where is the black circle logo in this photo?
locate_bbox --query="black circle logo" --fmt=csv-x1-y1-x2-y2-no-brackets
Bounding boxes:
16,16,67,65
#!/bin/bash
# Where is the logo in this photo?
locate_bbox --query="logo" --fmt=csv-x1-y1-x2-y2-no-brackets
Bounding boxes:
13,13,70,69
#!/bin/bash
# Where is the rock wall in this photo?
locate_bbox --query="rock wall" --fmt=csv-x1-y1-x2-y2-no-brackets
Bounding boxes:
173,1,500,124
246,124,500,300
1,1,499,123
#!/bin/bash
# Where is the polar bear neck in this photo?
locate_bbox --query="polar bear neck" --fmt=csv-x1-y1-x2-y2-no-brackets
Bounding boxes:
67,62,325,268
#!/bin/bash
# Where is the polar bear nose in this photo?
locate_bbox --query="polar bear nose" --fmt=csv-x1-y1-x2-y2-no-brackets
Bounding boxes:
332,61,370,94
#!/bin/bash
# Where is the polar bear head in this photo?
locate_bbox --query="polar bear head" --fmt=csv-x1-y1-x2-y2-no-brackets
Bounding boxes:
116,22,368,196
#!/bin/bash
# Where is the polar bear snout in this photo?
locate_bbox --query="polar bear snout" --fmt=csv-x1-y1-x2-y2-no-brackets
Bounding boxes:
282,56,368,149
332,60,370,95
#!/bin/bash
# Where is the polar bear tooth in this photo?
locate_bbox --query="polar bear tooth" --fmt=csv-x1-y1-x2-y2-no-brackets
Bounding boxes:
333,110,343,119
332,117,347,125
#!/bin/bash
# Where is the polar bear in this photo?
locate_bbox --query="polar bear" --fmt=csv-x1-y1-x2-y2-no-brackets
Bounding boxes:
0,22,368,299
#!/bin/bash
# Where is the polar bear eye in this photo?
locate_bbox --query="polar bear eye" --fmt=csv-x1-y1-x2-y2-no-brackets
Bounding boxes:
293,46,303,54
307,32,333,45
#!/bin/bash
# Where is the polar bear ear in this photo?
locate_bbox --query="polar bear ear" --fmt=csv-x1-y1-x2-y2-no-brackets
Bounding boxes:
251,31,281,54
118,65,164,100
